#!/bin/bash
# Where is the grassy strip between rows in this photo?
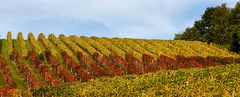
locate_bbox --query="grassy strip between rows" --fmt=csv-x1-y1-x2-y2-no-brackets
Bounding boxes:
30,64,240,96
1,40,25,89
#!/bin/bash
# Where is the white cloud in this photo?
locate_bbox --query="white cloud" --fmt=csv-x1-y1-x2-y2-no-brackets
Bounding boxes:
0,0,238,39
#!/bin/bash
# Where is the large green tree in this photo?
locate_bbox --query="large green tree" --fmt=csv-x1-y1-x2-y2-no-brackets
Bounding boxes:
175,3,240,52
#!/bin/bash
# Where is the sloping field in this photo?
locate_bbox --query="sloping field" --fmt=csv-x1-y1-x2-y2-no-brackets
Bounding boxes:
31,63,240,96
2,63,240,96
0,32,239,96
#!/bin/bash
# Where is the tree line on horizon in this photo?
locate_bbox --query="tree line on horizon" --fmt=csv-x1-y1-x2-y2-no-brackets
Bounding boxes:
175,2,240,53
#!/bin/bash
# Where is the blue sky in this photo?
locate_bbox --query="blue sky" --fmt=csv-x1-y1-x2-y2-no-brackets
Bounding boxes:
0,0,238,39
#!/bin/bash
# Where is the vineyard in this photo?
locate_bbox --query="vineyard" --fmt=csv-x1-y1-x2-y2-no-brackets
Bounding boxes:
0,32,240,96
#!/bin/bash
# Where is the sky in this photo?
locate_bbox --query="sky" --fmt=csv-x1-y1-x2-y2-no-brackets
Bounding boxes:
0,0,238,39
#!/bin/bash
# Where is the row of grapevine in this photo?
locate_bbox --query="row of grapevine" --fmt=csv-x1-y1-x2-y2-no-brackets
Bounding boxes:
148,40,182,57
120,39,156,57
59,34,88,56
166,40,199,57
41,34,78,83
156,55,240,70
173,41,207,57
7,32,13,56
132,39,164,56
45,51,76,83
29,50,61,86
109,53,143,75
125,54,144,75
12,50,40,88
0,53,16,89
38,33,60,60
81,36,111,56
106,38,142,59
208,43,231,56
92,37,126,58
149,40,238,57
112,53,240,72
61,51,93,82
93,53,125,76
171,41,211,57
76,52,109,77
28,33,44,54
70,36,100,55
142,54,158,72
48,34,78,62
17,32,28,57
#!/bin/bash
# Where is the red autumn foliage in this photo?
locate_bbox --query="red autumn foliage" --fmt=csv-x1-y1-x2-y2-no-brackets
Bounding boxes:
110,53,140,75
45,51,76,83
187,57,204,68
29,50,42,66
12,50,40,88
155,55,175,70
0,89,8,96
29,50,60,86
205,56,221,66
93,53,124,76
0,53,16,89
125,54,144,74
61,51,93,82
77,51,109,77
142,54,157,73
42,71,60,86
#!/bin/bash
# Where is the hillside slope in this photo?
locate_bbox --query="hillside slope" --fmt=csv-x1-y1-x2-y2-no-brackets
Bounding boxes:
0,32,239,96
31,63,240,96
